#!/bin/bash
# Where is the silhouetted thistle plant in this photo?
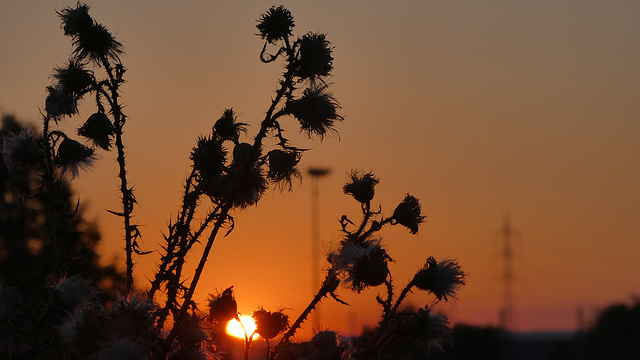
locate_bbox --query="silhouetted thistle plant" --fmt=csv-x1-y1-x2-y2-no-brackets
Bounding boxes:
0,4,467,360
36,2,141,291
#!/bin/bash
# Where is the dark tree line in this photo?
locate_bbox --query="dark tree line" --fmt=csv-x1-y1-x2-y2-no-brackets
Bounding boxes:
0,114,125,297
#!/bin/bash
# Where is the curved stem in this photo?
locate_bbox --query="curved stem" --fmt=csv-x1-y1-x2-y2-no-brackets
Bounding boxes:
389,282,413,317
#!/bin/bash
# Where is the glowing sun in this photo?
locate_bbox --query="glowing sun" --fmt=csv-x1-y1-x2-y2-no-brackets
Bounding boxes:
226,315,259,339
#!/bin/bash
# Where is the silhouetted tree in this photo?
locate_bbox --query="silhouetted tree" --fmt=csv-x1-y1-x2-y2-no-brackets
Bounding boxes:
584,300,640,360
437,325,505,360
0,114,126,296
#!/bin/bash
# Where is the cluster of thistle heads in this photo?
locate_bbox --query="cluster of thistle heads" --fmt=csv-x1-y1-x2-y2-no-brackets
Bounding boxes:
331,171,466,299
202,170,467,358
3,3,125,183
188,5,343,209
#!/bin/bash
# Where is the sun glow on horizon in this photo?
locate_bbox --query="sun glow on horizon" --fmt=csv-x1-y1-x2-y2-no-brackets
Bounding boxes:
226,315,259,340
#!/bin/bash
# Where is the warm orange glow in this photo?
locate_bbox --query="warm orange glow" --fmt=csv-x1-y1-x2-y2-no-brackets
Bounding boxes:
226,315,259,340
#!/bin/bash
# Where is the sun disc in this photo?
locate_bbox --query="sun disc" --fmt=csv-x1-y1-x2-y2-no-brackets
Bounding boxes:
226,315,259,339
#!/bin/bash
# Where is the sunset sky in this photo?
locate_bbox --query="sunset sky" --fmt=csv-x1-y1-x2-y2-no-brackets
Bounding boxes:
1,1,639,338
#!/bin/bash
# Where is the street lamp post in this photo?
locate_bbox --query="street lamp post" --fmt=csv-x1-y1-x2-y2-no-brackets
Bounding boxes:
308,167,330,330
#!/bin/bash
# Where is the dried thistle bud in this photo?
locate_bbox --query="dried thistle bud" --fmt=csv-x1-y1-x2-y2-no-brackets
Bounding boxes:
252,308,289,340
58,2,93,36
392,194,426,234
213,108,247,144
45,86,78,119
191,135,227,179
343,170,379,204
293,33,333,80
207,287,237,323
412,257,466,302
331,241,390,292
226,163,268,208
54,137,96,179
107,292,157,339
73,22,123,64
2,130,43,171
78,112,115,150
232,142,254,166
309,331,349,358
267,149,301,190
285,85,342,139
176,314,209,347
53,60,94,99
349,245,390,291
257,6,295,44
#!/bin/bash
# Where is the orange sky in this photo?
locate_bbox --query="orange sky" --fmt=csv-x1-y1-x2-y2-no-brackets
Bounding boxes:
1,1,639,337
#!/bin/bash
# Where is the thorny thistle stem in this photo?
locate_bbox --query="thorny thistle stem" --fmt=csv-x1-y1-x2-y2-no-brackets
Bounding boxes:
101,55,136,291
362,282,415,358
148,169,198,298
164,202,233,350
252,42,295,155
270,271,338,359
40,114,61,269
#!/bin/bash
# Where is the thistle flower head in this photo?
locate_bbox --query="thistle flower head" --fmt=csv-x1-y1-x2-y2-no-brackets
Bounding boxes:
106,292,157,339
58,2,94,36
45,85,78,119
78,112,115,150
191,135,227,179
343,170,379,204
285,85,342,139
53,59,94,99
176,314,209,347
392,309,451,355
226,163,268,208
51,275,97,311
309,331,352,359
207,287,237,323
267,149,301,190
58,308,88,344
257,6,295,44
231,142,255,167
2,129,43,171
73,22,123,64
54,137,96,179
252,308,289,340
392,194,425,234
293,33,333,80
330,240,390,292
213,108,247,144
412,257,466,302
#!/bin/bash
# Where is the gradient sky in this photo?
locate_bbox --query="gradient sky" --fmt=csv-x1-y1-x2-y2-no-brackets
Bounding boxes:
1,1,639,337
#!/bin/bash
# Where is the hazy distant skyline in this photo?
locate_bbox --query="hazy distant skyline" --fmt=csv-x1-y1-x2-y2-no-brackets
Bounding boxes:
1,1,639,336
